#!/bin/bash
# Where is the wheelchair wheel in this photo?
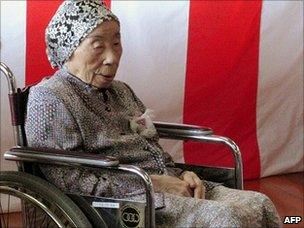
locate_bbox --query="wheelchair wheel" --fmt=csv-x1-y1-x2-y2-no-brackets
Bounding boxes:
0,171,92,228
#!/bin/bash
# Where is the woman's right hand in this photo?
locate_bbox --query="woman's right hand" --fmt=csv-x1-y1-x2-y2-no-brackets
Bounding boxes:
150,175,193,197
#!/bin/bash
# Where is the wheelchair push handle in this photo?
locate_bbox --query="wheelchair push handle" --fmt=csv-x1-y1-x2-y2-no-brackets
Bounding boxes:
0,62,17,94
1,62,27,146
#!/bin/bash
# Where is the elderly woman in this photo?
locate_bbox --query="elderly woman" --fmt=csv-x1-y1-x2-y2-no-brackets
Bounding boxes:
25,1,281,227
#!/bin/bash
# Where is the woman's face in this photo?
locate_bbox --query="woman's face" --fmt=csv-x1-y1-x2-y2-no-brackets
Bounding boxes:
66,20,122,88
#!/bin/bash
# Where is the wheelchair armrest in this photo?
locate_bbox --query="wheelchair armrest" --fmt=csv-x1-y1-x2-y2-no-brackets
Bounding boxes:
4,146,119,168
154,121,243,190
4,146,156,227
153,121,213,139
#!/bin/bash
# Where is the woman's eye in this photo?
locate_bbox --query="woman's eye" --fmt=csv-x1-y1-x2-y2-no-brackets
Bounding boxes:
92,41,104,49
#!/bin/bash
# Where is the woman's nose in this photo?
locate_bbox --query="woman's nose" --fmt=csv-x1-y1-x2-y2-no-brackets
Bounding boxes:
102,49,119,66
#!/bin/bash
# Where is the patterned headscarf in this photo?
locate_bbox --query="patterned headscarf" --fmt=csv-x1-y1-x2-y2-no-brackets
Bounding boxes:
45,0,119,68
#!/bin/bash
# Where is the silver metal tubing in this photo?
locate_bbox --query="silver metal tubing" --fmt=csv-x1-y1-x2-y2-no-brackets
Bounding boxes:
0,62,17,94
154,121,213,137
168,134,243,189
4,147,120,168
14,125,26,147
203,135,243,190
117,165,155,228
154,122,243,189
0,186,65,228
0,62,24,146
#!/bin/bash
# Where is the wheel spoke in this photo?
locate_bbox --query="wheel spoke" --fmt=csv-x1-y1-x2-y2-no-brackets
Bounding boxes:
40,210,48,227
6,194,10,228
0,194,8,228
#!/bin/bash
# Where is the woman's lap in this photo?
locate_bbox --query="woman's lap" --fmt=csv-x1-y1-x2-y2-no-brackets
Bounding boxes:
156,185,281,227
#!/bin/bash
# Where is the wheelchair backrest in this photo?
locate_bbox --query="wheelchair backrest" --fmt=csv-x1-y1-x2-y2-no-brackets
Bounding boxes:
1,62,33,147
8,86,31,147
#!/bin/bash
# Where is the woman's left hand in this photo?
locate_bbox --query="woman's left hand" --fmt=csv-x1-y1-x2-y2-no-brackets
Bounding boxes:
180,171,205,199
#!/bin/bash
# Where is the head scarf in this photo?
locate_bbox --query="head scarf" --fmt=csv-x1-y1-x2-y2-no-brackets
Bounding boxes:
45,0,119,68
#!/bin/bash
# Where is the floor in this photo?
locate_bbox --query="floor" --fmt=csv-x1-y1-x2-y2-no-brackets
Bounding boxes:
1,172,303,227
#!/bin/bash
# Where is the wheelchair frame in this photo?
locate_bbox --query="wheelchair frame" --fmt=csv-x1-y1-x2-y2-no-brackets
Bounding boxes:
1,62,243,228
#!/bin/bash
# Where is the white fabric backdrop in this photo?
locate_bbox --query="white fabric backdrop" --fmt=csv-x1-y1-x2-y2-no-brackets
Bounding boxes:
0,1,303,178
258,1,303,176
1,1,26,172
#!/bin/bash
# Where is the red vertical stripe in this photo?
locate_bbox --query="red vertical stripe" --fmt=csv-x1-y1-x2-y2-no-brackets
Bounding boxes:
26,0,111,85
184,1,262,179
104,0,111,8
26,0,63,85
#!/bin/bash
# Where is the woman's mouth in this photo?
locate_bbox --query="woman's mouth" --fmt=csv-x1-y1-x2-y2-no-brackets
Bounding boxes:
100,74,112,78
95,70,115,79
95,72,114,78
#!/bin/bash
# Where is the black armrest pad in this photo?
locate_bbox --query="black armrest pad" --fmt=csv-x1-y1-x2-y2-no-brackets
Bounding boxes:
153,121,213,139
154,121,213,134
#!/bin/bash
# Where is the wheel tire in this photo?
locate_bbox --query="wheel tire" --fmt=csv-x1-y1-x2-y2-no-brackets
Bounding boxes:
0,171,92,228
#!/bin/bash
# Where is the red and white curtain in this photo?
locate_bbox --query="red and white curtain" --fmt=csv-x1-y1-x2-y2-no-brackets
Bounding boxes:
1,1,303,180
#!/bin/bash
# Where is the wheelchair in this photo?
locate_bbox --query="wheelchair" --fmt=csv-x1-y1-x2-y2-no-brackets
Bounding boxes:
0,62,243,228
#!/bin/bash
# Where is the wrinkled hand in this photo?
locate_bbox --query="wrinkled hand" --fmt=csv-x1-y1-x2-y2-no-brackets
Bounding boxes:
150,175,193,198
180,171,205,199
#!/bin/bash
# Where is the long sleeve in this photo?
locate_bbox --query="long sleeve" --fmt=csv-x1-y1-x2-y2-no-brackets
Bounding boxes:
25,86,112,196
26,86,82,150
